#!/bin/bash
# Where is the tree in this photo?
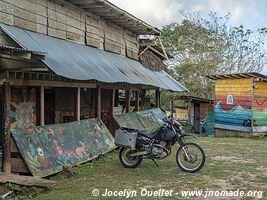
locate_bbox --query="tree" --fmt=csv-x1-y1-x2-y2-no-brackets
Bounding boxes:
161,12,267,99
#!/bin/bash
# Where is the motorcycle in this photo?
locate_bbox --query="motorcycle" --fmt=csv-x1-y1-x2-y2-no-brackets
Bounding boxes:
115,117,205,173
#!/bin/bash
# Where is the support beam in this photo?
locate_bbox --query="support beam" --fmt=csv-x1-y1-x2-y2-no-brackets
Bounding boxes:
135,90,140,111
111,89,115,115
156,89,160,108
125,90,130,113
40,86,45,126
75,87,81,121
114,90,119,107
3,82,11,173
140,89,146,108
171,99,174,120
96,86,101,118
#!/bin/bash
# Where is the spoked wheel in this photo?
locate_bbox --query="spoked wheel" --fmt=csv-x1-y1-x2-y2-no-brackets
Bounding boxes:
119,147,143,168
176,143,205,173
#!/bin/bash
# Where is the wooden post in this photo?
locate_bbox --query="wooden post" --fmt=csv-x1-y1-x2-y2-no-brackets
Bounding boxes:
135,91,140,111
125,90,130,113
114,90,119,107
140,89,146,108
96,86,101,118
171,99,174,119
111,89,114,115
3,82,11,173
75,87,81,121
40,86,45,126
156,89,160,108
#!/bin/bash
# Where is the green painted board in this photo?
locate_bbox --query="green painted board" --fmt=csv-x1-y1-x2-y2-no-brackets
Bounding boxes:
11,118,115,177
114,108,165,132
207,109,215,136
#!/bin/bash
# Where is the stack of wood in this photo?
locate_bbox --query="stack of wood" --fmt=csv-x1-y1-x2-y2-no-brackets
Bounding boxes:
139,48,167,72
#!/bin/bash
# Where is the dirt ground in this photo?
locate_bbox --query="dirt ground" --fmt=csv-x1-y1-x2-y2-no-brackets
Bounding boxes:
4,137,267,200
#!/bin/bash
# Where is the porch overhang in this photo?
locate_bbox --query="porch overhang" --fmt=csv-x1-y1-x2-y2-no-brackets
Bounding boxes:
0,24,187,92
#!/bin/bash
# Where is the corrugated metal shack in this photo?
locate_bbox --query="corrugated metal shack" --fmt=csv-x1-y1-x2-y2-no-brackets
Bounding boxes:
208,73,267,137
0,0,186,175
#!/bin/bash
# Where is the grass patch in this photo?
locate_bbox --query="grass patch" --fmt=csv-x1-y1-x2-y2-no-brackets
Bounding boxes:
5,137,267,200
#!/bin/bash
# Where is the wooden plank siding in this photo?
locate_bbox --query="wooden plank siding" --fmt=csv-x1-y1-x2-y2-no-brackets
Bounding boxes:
253,81,267,131
214,78,253,132
0,0,139,59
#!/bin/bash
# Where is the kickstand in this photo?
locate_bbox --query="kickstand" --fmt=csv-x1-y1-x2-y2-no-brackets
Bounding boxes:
152,159,159,167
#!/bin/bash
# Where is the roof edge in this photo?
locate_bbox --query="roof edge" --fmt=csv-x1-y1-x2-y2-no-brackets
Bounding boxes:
207,72,267,80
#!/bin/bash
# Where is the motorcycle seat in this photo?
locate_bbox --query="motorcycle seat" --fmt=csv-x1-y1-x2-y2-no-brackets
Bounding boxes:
138,129,159,139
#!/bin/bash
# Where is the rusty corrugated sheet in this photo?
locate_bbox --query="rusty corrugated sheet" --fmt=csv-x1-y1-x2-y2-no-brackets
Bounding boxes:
0,24,187,92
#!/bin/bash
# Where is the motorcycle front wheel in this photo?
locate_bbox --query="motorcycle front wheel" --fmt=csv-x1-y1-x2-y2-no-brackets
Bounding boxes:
119,147,143,168
176,142,205,173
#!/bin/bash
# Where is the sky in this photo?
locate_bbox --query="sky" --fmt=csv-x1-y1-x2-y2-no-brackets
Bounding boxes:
109,0,267,74
108,0,267,30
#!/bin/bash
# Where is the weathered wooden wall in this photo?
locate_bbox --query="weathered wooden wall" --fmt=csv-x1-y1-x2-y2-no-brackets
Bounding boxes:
252,81,267,132
175,108,188,121
214,78,253,132
0,0,139,59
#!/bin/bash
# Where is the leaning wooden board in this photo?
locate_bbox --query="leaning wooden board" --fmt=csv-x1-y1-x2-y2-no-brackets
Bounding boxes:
113,108,165,132
11,118,115,177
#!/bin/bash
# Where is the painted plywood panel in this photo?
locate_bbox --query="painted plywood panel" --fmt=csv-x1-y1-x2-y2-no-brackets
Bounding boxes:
113,108,164,132
253,81,267,132
10,88,36,129
215,78,252,132
207,109,215,136
175,108,188,121
11,118,115,177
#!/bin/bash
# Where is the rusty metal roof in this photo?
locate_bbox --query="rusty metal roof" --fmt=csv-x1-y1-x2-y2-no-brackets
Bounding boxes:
65,0,160,35
0,44,46,55
0,24,187,92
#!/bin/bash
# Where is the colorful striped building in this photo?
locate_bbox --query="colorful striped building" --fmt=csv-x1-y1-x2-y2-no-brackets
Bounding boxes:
208,73,267,136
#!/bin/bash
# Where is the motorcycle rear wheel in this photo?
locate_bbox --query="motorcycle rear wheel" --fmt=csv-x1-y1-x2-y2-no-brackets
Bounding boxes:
176,142,205,173
119,147,143,168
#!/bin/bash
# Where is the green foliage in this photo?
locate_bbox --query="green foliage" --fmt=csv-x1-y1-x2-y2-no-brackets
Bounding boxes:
161,12,267,99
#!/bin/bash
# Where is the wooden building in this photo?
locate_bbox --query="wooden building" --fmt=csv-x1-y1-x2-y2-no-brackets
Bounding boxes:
173,96,214,136
0,0,187,174
208,73,267,137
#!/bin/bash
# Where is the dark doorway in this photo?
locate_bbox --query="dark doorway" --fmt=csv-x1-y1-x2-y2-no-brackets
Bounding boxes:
45,88,55,125
194,103,200,133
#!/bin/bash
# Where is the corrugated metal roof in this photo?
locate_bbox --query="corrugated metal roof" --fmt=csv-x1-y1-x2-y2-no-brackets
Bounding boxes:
0,24,187,92
0,44,46,55
207,72,267,81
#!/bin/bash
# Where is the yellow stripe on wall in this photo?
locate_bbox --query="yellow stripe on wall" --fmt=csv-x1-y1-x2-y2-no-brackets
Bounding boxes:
215,78,252,96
